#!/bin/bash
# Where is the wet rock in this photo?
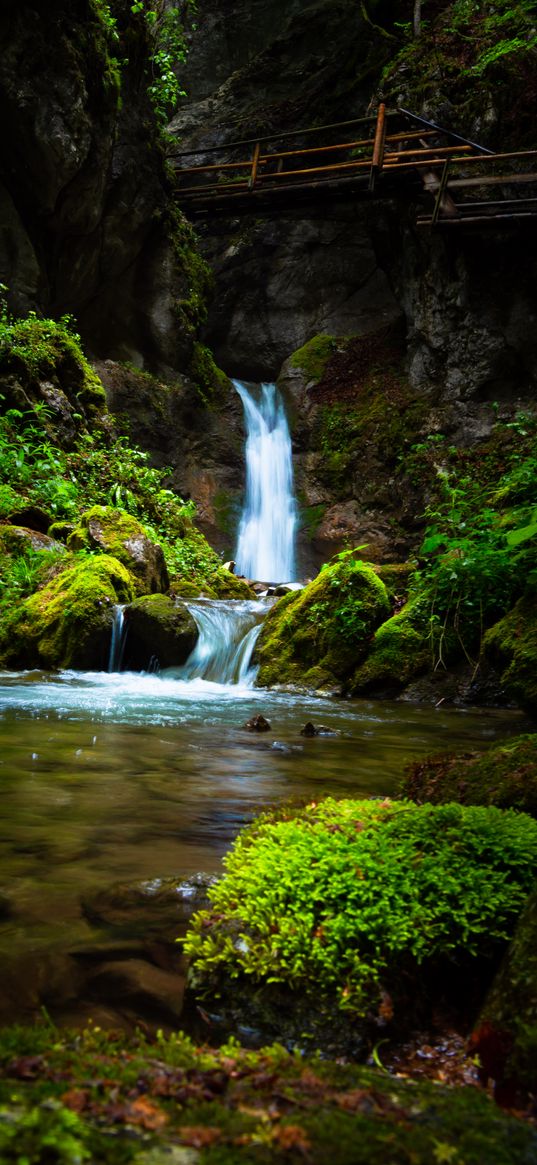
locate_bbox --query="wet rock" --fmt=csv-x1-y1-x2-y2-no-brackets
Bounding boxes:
300,722,337,737
243,714,271,732
81,874,216,940
86,958,186,1022
123,596,198,671
223,560,235,574
0,525,65,556
271,741,303,753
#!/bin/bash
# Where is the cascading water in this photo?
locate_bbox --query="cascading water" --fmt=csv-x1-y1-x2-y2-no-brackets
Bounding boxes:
233,380,297,582
108,605,128,673
178,599,270,687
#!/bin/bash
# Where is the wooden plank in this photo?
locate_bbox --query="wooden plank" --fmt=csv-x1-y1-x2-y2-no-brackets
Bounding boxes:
369,103,387,191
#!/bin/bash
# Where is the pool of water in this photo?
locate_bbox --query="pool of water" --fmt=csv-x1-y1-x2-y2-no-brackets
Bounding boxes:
0,668,526,941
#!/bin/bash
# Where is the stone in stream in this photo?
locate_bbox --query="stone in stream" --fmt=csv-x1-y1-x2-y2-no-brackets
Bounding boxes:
81,874,216,940
243,714,271,732
86,958,186,1023
300,721,337,736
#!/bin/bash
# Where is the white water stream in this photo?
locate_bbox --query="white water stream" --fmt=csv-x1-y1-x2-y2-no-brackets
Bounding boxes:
233,380,297,583
178,599,271,686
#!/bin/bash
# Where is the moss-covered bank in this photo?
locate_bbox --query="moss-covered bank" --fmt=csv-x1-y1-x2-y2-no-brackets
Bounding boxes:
0,1024,536,1165
402,734,537,817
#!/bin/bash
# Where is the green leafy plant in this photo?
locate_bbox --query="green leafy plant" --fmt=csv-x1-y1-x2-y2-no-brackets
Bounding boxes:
130,0,196,123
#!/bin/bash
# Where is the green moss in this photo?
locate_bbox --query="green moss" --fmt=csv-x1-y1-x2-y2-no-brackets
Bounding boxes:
482,593,537,714
289,334,339,383
168,207,214,340
349,597,434,694
185,798,537,1023
0,314,106,418
255,551,391,689
188,342,231,407
1,554,135,669
0,1026,536,1165
402,734,537,816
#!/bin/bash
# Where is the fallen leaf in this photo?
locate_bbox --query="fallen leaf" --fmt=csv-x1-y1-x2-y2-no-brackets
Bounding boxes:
180,1126,222,1148
272,1124,311,1153
61,1089,91,1113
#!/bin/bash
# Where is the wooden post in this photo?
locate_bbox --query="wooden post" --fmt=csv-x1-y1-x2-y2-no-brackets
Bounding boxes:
249,142,261,190
369,103,386,192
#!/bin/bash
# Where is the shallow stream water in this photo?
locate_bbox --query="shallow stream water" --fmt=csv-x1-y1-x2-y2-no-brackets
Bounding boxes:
0,667,526,962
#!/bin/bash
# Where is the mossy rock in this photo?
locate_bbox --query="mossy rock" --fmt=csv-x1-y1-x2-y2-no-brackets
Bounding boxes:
0,525,66,557
289,333,339,383
210,567,256,600
185,799,537,1056
1,554,135,669
482,593,537,714
402,734,537,816
470,888,537,1103
122,595,198,671
67,506,169,595
1,1026,537,1165
349,598,432,695
255,552,391,689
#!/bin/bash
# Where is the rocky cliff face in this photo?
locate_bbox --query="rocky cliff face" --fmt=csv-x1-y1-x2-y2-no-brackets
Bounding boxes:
0,0,200,374
168,0,537,566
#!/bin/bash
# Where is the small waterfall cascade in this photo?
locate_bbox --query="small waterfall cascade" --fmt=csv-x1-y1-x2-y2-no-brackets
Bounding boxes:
234,380,297,582
179,599,269,686
108,605,128,673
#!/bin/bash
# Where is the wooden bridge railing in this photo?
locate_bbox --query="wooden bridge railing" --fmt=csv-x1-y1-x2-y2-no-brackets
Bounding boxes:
172,106,537,226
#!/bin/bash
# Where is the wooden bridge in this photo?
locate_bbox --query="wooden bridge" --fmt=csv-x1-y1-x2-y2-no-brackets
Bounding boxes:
172,106,537,228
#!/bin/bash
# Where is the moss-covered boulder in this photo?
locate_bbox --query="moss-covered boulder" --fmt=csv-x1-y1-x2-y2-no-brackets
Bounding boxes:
1,554,135,669
185,798,537,1055
402,735,537,816
0,525,65,556
255,552,391,689
67,506,169,595
482,593,537,714
122,595,198,671
348,597,433,695
470,888,537,1104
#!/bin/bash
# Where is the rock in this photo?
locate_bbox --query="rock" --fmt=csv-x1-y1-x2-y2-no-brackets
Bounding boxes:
299,722,336,736
122,596,198,671
223,560,235,573
470,889,537,1104
0,554,135,670
82,874,216,940
256,553,390,690
67,506,169,595
0,525,66,556
86,958,186,1022
481,593,537,715
243,714,271,731
402,735,537,816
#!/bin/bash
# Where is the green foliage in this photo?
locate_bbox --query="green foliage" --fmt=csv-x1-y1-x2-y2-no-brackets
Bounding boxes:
0,303,105,414
188,341,231,406
289,334,339,383
130,0,196,124
0,1101,90,1165
185,798,537,1015
400,418,537,670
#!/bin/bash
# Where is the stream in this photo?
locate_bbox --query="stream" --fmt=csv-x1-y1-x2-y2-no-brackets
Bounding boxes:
0,381,529,1025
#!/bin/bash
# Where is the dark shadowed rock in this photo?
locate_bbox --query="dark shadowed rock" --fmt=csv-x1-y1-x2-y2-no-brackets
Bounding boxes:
243,714,271,731
123,596,198,671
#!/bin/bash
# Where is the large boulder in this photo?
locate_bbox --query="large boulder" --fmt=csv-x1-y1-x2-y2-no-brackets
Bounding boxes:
122,595,198,671
185,798,537,1056
68,506,169,595
1,554,135,669
255,551,391,690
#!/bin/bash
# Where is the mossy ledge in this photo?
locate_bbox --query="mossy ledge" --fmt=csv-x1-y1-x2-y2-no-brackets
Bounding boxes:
0,1024,536,1165
402,734,537,817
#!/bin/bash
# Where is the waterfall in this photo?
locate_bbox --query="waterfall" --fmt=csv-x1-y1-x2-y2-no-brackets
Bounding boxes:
178,599,269,686
233,380,297,582
108,605,128,673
